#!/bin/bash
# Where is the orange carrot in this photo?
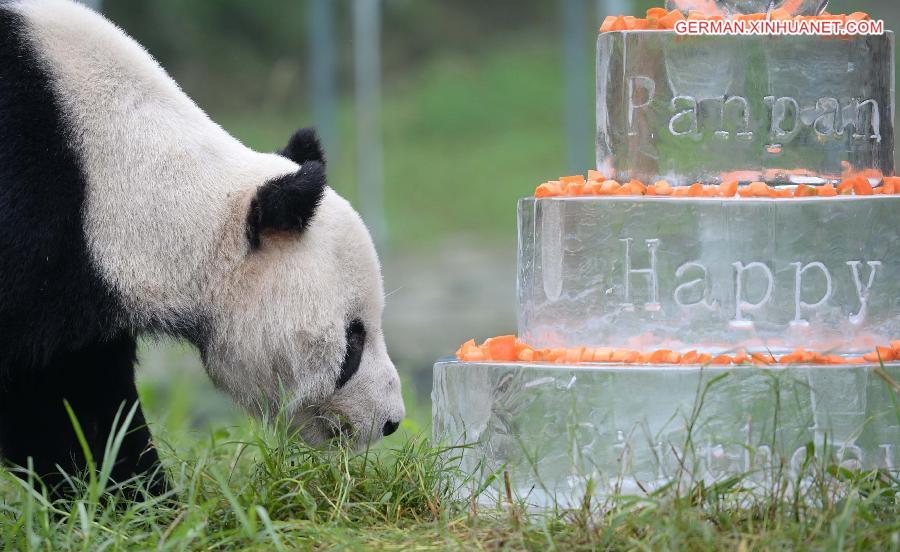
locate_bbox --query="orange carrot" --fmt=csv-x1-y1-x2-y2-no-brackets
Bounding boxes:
658,9,684,29
818,183,837,197
646,7,668,19
853,177,874,195
654,180,673,196
600,15,617,33
610,15,629,31
535,182,561,198
719,180,738,197
484,335,517,361
794,184,817,197
599,180,621,195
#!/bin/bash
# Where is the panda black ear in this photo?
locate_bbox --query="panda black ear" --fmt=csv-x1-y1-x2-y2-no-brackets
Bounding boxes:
281,127,326,167
245,161,326,249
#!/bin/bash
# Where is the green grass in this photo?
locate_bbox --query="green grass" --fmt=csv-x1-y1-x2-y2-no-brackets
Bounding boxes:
2,355,899,550
2,387,899,551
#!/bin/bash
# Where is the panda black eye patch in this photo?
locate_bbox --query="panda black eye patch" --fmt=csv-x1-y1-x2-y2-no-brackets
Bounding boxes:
337,319,366,388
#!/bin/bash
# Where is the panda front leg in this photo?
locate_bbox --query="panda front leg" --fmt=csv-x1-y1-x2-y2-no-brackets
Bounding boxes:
0,334,167,498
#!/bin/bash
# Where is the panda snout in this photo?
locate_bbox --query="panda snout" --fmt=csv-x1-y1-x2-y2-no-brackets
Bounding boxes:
382,419,400,437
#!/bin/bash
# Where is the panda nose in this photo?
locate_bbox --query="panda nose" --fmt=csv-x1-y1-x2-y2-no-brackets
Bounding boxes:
382,420,400,437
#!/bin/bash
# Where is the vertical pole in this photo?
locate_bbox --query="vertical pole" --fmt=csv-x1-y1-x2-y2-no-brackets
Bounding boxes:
354,0,386,250
563,0,590,174
308,0,337,157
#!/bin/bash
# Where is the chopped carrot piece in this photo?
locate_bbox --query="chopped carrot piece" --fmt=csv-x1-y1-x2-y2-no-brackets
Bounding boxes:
630,18,650,30
864,346,896,363
847,12,870,21
646,7,668,19
697,353,713,364
628,179,647,195
658,9,684,29
546,348,565,362
654,180,673,195
566,181,585,195
837,179,855,195
611,349,637,363
719,180,738,197
673,187,690,197
560,175,585,184
456,339,476,358
733,351,750,364
711,355,733,365
484,335,517,361
565,347,583,364
585,180,605,195
794,184,817,197
744,181,770,197
600,15,617,33
535,182,561,198
610,15,628,31
462,349,486,362
664,350,682,364
587,169,604,182
681,350,699,364
853,177,874,195
599,180,621,195
847,357,866,364
892,340,900,352
751,352,775,365
649,349,671,363
518,348,535,362
818,183,837,197
825,355,848,365
687,183,703,197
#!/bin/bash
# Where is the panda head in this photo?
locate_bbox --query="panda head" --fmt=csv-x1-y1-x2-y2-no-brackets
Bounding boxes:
199,128,404,448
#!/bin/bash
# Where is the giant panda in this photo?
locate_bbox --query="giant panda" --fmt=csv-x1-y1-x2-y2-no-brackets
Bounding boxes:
0,0,405,495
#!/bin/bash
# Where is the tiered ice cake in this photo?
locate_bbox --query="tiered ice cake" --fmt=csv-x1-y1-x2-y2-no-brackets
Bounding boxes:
433,2,900,508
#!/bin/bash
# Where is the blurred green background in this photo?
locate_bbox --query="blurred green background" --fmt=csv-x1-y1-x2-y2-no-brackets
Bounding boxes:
97,0,899,435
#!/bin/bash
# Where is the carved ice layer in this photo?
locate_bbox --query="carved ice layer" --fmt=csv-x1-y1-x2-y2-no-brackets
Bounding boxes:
597,32,895,186
518,196,899,354
433,359,900,508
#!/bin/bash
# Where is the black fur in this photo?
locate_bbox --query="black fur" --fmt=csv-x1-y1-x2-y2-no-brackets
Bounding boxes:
0,7,164,495
337,320,366,389
245,160,327,249
0,335,167,497
281,127,326,167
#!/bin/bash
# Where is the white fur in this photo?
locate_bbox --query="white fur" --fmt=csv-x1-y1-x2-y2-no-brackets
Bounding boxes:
13,0,404,445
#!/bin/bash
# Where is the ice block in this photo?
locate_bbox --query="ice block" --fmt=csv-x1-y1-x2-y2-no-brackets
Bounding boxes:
597,31,895,186
518,196,899,354
432,359,900,508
